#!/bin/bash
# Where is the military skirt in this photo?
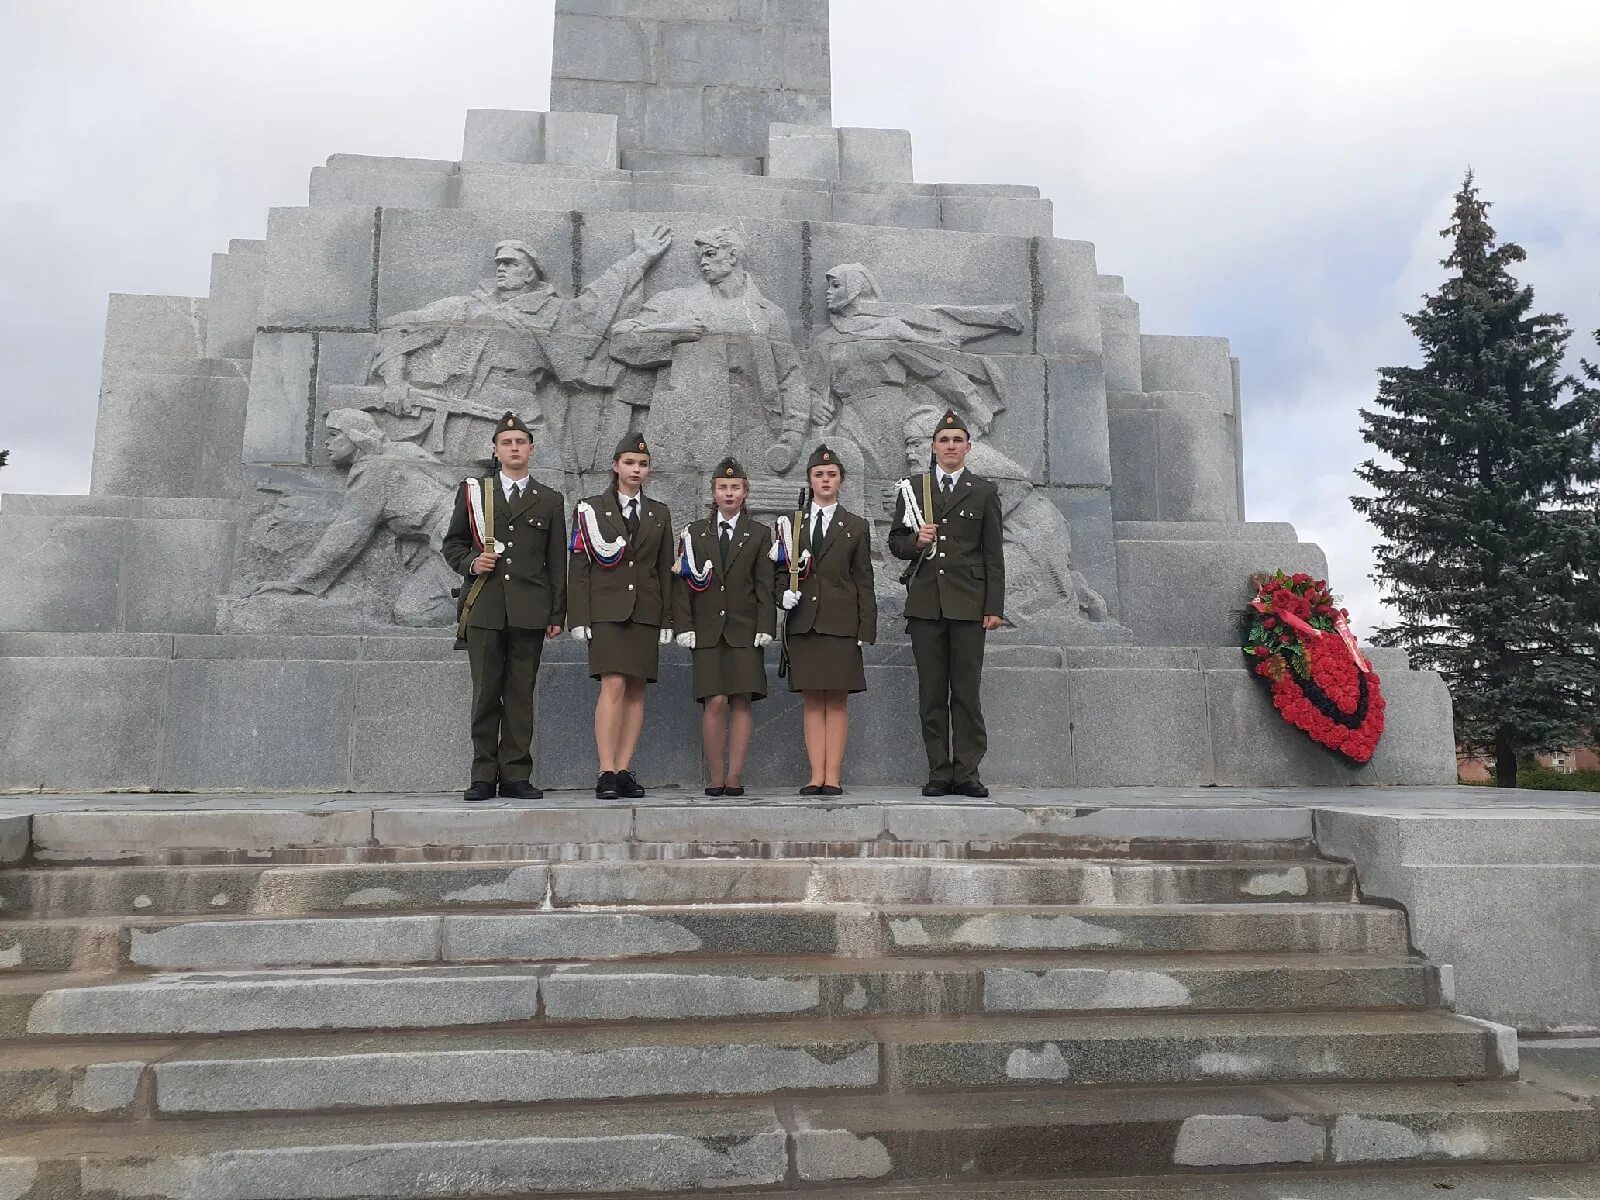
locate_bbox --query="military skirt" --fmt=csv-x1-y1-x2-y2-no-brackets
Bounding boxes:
692,642,768,703
588,619,661,682
786,632,866,694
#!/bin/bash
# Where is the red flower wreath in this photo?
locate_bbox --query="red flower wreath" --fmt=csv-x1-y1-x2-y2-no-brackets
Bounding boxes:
1242,571,1385,763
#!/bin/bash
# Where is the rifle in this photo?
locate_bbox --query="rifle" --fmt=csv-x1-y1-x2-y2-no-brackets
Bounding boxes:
778,486,808,679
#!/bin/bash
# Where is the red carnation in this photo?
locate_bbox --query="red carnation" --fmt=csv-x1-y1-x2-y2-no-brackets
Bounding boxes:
1254,645,1269,657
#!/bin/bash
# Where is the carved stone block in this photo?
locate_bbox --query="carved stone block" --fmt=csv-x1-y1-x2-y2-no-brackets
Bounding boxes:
940,194,1052,237
765,123,838,179
1154,403,1243,523
1115,534,1327,647
1044,486,1118,624
257,206,377,331
123,518,237,635
832,187,938,229
659,21,772,88
1108,403,1158,521
456,169,633,213
704,86,829,160
375,209,575,322
1033,238,1101,359
93,374,246,499
0,514,124,633
1070,665,1213,786
204,242,266,361
1141,334,1235,412
463,109,546,164
544,110,621,167
839,128,912,184
0,656,168,790
1045,355,1112,489
160,657,358,790
351,660,473,791
243,333,315,465
101,294,207,372
1097,282,1142,394
308,165,455,209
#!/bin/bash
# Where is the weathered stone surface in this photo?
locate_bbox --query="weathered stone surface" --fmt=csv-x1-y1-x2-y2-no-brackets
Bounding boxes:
1318,809,1600,1032
1098,282,1141,393
204,241,265,360
350,661,472,793
1142,334,1235,410
839,127,912,183
153,1033,877,1112
1115,535,1329,647
122,518,236,635
941,194,1053,237
373,207,573,324
27,968,541,1036
1046,356,1112,488
309,165,455,209
0,817,27,865
372,807,633,849
1070,667,1213,786
33,810,372,864
1034,239,1101,358
93,373,245,498
463,108,545,163
257,206,377,330
128,916,439,969
442,909,840,963
159,659,358,790
101,293,207,371
767,122,838,179
0,514,124,632
0,657,167,791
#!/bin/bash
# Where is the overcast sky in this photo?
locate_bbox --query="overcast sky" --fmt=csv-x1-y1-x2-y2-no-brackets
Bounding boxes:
4,0,1599,631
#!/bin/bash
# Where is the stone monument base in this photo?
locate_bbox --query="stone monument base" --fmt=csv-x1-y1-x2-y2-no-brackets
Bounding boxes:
0,632,1454,793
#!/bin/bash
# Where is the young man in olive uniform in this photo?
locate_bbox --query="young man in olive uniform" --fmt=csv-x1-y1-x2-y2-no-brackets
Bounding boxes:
441,412,567,802
887,408,1006,797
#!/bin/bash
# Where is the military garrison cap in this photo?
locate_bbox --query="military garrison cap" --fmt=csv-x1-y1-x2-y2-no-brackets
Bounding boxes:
934,408,970,436
806,444,844,474
713,456,747,481
493,411,533,440
613,433,651,459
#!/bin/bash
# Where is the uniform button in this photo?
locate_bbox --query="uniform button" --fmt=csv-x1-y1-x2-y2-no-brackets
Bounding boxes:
939,552,945,559
506,541,514,548
508,523,515,529
627,583,635,591
503,573,511,580
719,585,725,592
628,561,635,568
719,610,725,616
938,569,945,575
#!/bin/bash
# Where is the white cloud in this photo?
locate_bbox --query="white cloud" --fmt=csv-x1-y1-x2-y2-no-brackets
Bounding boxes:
3,0,1598,632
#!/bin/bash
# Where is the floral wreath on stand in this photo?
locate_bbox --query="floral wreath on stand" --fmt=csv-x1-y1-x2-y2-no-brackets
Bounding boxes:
1242,571,1385,763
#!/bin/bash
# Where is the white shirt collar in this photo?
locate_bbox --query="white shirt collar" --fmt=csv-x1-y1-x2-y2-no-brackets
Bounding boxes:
716,512,741,530
500,471,530,496
937,467,965,488
616,488,641,506
808,500,838,519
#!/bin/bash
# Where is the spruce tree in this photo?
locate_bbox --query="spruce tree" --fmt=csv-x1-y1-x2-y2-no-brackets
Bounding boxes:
1354,171,1600,787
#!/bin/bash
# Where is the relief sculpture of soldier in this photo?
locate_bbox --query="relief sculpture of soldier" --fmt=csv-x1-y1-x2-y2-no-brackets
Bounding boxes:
368,227,672,464
248,408,460,626
815,262,1023,546
608,227,813,519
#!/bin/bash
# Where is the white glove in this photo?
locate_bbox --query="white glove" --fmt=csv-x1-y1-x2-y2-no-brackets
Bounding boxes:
781,590,801,611
753,633,773,648
676,631,696,649
857,639,864,647
570,626,591,642
659,628,674,646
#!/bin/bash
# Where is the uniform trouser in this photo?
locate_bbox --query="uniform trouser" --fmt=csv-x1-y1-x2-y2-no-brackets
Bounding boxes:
908,616,988,784
465,625,545,783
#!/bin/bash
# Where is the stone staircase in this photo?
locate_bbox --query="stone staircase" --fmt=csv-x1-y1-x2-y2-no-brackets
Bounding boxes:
0,816,1596,1198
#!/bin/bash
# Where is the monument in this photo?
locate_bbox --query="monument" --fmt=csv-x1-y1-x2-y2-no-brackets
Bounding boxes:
0,0,1458,791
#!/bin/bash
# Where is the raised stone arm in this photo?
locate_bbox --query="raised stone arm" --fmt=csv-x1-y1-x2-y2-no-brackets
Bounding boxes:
250,483,387,599
765,338,814,473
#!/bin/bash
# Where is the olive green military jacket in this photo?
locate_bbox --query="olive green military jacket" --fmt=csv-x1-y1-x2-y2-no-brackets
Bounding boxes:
442,476,567,630
671,514,777,647
784,506,877,643
887,471,1006,622
567,490,675,629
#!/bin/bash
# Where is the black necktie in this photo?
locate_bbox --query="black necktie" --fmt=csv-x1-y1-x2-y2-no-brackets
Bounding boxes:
941,475,953,494
811,509,825,550
625,498,639,535
512,481,525,503
719,520,733,559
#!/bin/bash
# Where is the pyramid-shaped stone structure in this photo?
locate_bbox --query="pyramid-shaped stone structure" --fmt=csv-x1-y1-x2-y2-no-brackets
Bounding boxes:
0,0,1456,791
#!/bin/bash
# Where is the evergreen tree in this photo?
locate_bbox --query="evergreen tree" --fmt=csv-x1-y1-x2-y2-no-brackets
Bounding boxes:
1354,171,1600,787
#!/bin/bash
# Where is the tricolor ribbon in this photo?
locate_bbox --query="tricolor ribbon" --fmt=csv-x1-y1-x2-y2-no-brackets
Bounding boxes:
675,527,714,592
768,516,813,580
465,479,489,551
570,501,627,568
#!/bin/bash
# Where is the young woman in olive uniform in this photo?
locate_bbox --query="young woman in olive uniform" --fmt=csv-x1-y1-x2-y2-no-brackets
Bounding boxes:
672,457,775,796
779,444,877,795
567,433,676,800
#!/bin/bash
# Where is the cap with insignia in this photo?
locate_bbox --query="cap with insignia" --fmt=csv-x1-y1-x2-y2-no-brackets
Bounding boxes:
806,444,844,474
713,456,747,481
935,408,970,436
613,433,650,459
493,411,533,440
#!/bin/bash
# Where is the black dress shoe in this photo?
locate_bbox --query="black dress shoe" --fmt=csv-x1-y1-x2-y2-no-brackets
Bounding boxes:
723,785,745,797
921,780,950,797
615,769,646,799
704,785,725,797
819,784,844,796
498,780,543,800
463,780,496,803
595,771,619,800
798,784,823,796
956,779,990,798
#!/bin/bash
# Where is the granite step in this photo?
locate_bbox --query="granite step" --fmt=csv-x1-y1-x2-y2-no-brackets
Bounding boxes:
2,954,1447,1038
73,902,1406,971
0,857,1354,917
0,1083,1591,1197
0,1011,1517,1120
